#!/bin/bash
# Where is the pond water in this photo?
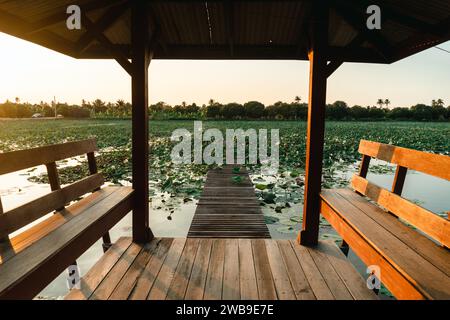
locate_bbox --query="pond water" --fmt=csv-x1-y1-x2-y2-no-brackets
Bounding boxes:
0,162,448,299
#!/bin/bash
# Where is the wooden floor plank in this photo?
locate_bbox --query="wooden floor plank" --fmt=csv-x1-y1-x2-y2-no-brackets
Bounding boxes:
276,240,316,300
223,239,240,300
147,238,186,300
265,240,296,300
238,239,259,300
109,239,161,300
65,237,378,301
317,241,378,300
166,239,200,300
307,245,354,300
252,239,277,299
289,240,335,300
204,239,225,300
184,239,213,300
128,238,174,300
65,237,132,300
90,241,142,300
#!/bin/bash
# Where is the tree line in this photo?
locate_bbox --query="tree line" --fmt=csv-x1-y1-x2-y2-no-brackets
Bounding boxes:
1,97,449,121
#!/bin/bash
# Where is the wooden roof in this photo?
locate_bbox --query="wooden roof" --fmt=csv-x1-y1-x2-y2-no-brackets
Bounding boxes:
0,0,449,63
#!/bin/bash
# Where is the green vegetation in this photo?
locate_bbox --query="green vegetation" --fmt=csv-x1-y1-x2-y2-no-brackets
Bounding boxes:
0,119,448,239
1,119,448,188
1,98,449,121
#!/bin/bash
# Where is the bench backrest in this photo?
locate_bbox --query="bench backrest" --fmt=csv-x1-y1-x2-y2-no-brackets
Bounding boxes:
351,140,450,247
0,139,104,239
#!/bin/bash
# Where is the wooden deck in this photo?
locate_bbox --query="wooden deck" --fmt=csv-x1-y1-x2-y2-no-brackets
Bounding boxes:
188,165,270,238
65,237,377,300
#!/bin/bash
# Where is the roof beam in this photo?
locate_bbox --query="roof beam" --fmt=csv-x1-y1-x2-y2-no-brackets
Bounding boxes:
27,0,127,35
346,0,446,37
81,13,132,75
326,9,391,77
330,0,392,61
148,4,168,55
224,1,234,57
0,8,77,57
75,1,131,54
391,17,450,62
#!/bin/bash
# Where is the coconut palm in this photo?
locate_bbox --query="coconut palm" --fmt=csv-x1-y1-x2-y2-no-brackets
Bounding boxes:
384,99,391,108
377,99,384,108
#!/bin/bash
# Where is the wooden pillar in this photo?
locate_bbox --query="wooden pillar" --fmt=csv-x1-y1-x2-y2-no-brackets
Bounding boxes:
131,1,153,243
299,2,329,246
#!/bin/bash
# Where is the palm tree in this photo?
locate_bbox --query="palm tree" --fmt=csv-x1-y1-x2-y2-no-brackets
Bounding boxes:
294,96,301,103
15,97,20,104
208,98,215,106
116,99,126,116
376,99,384,108
384,99,391,108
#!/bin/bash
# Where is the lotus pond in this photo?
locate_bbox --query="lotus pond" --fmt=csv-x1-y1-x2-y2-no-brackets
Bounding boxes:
0,119,449,239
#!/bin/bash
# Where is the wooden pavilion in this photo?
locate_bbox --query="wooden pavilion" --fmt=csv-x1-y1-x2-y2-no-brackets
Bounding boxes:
0,0,449,300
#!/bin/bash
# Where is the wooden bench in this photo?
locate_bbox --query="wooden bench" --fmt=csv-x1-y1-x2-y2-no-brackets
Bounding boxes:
320,140,450,300
0,139,134,299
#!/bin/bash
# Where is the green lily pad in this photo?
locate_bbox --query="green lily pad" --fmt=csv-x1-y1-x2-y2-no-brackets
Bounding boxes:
231,176,244,184
264,216,279,224
262,192,276,204
255,183,267,190
276,226,296,234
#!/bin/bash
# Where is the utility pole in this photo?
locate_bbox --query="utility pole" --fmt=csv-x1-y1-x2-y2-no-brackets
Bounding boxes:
53,96,57,118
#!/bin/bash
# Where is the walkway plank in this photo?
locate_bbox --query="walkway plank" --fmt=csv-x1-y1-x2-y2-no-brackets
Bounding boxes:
204,239,225,300
184,239,213,299
90,241,142,300
277,240,316,300
147,238,186,300
64,237,378,301
166,238,200,300
252,239,277,299
289,240,335,300
65,237,132,300
238,239,259,300
307,245,354,300
265,239,296,300
223,239,240,300
188,165,270,239
128,238,174,300
317,241,377,300
109,239,161,300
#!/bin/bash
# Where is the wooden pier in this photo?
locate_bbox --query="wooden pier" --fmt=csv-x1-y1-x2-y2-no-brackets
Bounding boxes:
188,165,270,239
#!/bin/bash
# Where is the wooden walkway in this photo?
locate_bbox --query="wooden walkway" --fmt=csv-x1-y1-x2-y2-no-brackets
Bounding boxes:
188,165,270,238
65,237,377,300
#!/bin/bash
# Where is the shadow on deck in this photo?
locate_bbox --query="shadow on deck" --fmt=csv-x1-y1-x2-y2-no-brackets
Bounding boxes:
65,237,377,300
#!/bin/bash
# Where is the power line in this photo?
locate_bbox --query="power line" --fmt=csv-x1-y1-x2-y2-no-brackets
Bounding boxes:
434,46,450,54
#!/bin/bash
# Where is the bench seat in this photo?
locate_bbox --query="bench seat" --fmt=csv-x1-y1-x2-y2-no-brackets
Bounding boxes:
0,186,133,299
320,188,450,300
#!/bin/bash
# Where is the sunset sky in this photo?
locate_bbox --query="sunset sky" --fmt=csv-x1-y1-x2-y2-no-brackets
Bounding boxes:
0,32,449,108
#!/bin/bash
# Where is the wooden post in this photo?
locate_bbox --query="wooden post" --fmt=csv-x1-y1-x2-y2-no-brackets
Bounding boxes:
46,162,64,211
392,165,408,195
87,151,112,252
299,2,329,246
131,1,153,243
0,198,6,243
